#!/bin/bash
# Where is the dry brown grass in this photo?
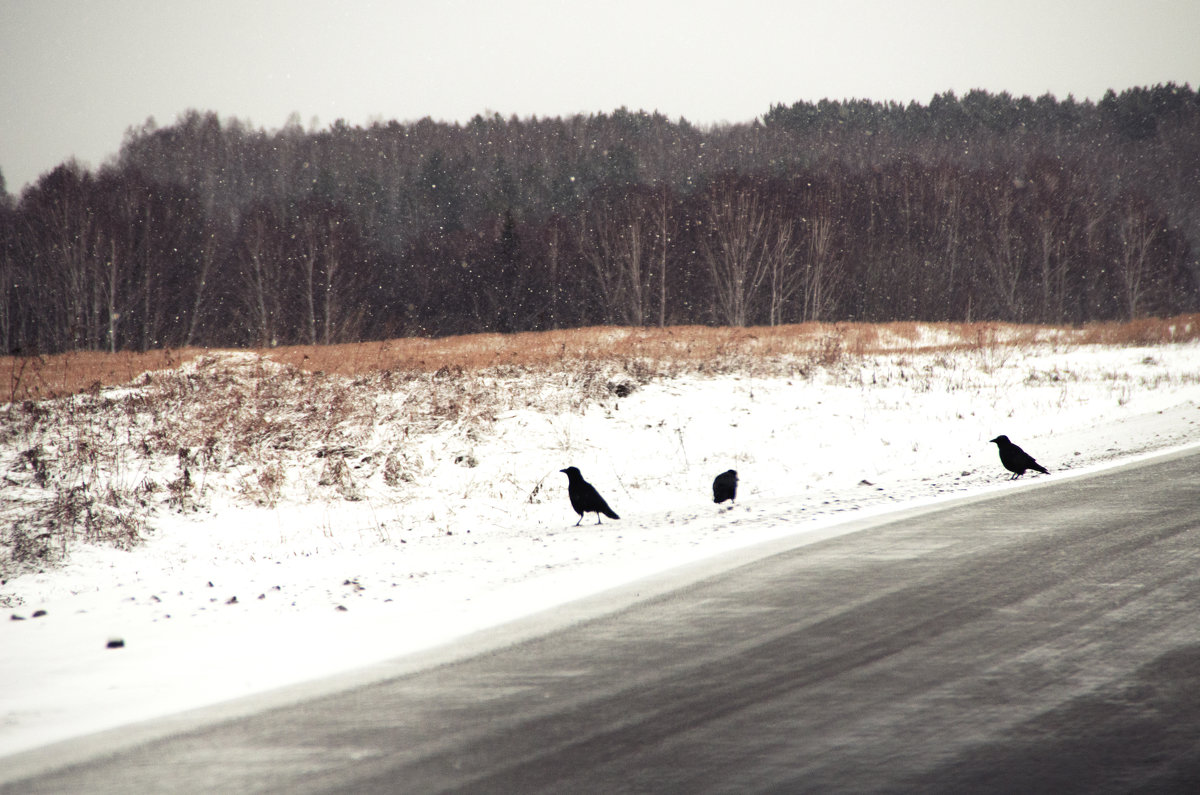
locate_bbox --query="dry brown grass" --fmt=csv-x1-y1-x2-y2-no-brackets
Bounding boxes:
1069,315,1200,346
247,316,1200,378
2,348,209,404
4,316,1199,402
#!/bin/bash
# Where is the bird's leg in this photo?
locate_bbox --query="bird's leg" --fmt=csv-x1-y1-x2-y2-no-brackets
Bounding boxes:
574,515,583,526
596,515,603,524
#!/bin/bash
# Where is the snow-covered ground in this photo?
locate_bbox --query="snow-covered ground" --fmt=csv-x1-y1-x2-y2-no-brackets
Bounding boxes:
3,339,1200,760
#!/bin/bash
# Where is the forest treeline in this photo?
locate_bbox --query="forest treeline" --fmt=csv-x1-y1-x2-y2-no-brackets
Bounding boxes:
2,84,1199,354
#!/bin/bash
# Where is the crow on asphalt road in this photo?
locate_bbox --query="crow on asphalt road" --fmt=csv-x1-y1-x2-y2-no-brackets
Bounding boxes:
713,469,738,504
990,435,1050,479
560,467,620,526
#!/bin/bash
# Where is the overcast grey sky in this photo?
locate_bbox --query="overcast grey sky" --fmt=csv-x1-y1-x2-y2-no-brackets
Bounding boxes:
2,0,1197,193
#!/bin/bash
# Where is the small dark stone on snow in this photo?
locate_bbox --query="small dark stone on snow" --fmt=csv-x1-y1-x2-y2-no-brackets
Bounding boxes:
107,639,125,649
335,605,348,612
32,609,46,618
11,614,25,621
225,596,238,605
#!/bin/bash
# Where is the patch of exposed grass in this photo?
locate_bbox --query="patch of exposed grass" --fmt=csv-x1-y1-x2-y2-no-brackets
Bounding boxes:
2,348,208,404
5,317,1199,402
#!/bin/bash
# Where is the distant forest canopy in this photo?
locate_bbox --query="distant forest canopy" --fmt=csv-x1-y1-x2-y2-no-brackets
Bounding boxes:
2,84,1199,355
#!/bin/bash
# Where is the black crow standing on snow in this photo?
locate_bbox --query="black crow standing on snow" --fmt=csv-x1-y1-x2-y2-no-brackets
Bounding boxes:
713,469,738,505
560,467,620,525
989,435,1049,479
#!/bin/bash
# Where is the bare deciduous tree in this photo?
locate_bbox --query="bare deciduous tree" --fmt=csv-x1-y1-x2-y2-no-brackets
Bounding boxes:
235,203,285,347
576,189,656,325
978,177,1025,319
800,213,838,322
1114,192,1162,319
649,184,675,327
698,179,774,327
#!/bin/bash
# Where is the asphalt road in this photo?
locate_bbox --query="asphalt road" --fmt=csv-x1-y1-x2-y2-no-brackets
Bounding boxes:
6,448,1200,794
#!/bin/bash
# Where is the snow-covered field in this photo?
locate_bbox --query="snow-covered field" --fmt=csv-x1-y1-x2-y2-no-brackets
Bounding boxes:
3,336,1200,760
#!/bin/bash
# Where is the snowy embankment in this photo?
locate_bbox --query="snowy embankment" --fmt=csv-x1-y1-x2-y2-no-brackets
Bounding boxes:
3,336,1200,758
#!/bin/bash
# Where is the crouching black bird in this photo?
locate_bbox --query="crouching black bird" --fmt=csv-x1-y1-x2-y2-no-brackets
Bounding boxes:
713,469,738,504
990,435,1049,479
560,467,620,526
